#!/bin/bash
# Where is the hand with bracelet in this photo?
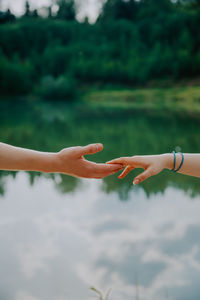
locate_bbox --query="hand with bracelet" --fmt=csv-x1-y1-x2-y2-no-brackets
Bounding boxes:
0,142,123,178
107,152,200,184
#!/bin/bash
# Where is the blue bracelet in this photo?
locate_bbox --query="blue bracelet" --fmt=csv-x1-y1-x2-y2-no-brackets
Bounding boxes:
171,151,176,172
175,152,184,172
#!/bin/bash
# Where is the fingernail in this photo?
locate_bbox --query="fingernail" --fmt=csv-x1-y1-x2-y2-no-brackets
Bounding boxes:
96,145,101,151
133,179,139,185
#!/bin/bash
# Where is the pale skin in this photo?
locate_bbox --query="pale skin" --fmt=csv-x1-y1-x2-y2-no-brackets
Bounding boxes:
0,142,123,178
107,153,200,184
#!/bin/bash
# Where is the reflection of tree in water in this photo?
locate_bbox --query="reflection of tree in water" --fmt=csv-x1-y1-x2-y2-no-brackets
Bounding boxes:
0,101,200,198
0,171,18,196
54,174,80,194
28,172,80,194
0,167,199,199
102,171,200,201
0,171,80,196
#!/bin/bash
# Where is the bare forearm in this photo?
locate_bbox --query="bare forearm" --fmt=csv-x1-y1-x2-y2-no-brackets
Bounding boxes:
0,142,57,173
163,153,200,178
0,142,122,178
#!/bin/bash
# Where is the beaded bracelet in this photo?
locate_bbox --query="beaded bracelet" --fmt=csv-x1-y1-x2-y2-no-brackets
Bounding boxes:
171,151,184,172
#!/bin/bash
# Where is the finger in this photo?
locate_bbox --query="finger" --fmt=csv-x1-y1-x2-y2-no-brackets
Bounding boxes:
77,143,103,157
118,166,134,179
106,157,132,165
133,167,153,185
97,163,123,174
86,162,123,178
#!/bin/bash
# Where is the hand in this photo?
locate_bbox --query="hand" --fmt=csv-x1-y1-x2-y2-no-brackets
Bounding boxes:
55,143,123,179
107,154,172,184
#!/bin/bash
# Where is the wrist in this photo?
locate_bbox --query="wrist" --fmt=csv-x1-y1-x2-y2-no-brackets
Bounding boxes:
37,152,59,173
48,150,70,174
161,153,174,170
48,152,63,173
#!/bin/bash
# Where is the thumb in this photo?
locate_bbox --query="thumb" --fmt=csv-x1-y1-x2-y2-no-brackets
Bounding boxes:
133,167,153,185
78,143,103,157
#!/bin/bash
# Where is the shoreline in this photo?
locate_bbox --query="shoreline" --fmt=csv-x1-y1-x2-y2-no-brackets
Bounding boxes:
1,86,200,117
83,86,200,116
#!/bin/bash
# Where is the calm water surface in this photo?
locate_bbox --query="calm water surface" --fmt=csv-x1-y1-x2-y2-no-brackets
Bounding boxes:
0,100,200,300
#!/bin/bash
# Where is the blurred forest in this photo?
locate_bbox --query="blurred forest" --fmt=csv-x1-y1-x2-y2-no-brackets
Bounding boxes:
0,0,200,100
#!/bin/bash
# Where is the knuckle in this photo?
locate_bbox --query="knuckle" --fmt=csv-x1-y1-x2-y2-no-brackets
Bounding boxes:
74,147,82,156
89,145,96,153
87,147,93,154
140,173,148,181
140,175,145,181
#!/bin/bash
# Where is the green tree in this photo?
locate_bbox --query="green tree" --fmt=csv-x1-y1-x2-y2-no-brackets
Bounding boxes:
99,0,140,21
24,0,31,17
38,75,78,101
48,6,53,18
0,54,33,95
0,9,15,24
56,0,76,20
32,9,39,18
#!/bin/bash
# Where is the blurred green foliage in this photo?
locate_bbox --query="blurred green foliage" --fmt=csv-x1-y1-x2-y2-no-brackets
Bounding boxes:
85,86,200,114
37,75,78,100
0,0,199,99
0,51,33,95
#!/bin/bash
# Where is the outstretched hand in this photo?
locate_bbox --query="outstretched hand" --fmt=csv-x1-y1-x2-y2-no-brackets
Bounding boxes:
56,143,123,179
107,154,170,184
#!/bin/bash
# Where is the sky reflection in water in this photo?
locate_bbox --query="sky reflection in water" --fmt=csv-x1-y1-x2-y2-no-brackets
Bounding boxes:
0,172,200,300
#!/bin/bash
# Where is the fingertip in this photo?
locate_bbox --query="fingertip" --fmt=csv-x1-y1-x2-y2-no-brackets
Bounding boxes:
118,172,124,178
93,143,103,153
133,178,140,185
97,143,103,151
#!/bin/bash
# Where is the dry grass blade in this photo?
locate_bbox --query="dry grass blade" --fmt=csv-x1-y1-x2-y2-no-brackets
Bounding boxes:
90,286,103,300
105,288,112,300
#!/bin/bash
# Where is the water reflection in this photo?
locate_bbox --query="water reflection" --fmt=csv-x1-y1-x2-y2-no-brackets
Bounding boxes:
0,173,200,300
0,100,200,300
0,100,200,198
0,168,200,200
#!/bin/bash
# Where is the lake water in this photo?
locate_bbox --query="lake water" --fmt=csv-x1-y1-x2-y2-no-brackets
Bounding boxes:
0,100,200,300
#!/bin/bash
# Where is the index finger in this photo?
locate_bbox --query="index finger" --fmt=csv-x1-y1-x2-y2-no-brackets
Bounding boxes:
87,161,123,177
106,157,133,165
96,162,123,171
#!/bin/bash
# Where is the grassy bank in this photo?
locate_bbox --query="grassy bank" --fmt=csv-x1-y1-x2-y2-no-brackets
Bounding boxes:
1,85,200,117
84,86,200,115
